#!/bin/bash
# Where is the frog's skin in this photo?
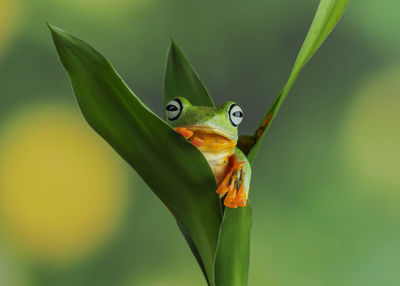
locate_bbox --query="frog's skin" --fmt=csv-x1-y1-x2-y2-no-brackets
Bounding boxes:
165,97,251,208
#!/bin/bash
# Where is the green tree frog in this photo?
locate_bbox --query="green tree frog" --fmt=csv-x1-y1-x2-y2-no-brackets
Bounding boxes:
165,97,251,208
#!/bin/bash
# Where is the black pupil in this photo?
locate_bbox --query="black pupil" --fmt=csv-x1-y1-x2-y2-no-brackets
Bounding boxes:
166,105,178,111
233,111,243,118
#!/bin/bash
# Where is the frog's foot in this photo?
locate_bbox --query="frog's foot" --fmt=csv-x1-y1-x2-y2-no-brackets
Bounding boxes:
174,127,193,139
216,156,247,208
174,127,205,147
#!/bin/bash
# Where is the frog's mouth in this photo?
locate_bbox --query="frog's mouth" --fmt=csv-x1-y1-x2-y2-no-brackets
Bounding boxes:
181,125,236,152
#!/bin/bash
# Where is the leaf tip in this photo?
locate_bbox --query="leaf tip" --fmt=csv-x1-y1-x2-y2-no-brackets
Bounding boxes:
47,23,63,37
47,24,71,51
169,38,180,54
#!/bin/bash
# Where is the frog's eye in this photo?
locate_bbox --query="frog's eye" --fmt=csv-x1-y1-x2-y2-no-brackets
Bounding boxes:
165,98,183,121
229,104,243,127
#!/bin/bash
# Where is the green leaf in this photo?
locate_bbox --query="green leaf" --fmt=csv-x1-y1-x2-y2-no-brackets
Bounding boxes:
49,25,221,286
163,40,220,285
214,206,252,286
213,155,256,286
214,1,348,285
247,0,349,163
164,40,214,108
163,41,254,286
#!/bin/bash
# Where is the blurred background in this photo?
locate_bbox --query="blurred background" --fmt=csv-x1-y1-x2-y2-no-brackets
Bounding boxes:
0,0,399,285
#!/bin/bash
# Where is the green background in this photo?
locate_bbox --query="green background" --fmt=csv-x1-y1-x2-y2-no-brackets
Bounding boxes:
0,0,399,285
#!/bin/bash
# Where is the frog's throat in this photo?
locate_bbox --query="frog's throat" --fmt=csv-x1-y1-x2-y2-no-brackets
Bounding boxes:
182,125,237,142
202,148,235,185
202,147,235,163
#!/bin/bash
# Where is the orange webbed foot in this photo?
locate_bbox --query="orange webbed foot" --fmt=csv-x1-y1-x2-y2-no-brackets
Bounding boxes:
216,155,247,208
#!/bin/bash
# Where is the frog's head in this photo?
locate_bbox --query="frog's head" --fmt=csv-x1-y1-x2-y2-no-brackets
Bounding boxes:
165,97,243,148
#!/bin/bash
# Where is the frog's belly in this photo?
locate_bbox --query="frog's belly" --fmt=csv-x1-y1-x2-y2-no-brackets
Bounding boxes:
201,149,234,185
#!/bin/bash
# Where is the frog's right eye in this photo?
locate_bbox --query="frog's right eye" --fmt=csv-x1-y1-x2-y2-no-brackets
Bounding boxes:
165,98,183,121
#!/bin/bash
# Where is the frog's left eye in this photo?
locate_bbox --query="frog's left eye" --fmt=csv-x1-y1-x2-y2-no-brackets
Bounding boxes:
229,104,243,127
165,98,183,121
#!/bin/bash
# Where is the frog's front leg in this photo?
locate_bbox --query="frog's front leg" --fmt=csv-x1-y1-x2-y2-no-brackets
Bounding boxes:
216,148,251,208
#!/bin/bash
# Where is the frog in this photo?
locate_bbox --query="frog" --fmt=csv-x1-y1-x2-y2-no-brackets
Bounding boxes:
165,97,251,208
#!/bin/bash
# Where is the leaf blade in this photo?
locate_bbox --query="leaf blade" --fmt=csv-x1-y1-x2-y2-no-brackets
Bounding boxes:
214,206,252,286
164,40,214,107
215,1,349,284
163,40,221,285
49,24,221,285
247,0,349,163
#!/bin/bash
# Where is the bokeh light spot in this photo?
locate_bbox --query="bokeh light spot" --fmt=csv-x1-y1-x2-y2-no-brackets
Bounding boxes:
0,104,129,264
0,0,21,57
342,67,400,194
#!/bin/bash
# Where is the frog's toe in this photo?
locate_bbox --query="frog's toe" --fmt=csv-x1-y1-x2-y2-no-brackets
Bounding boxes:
216,184,229,195
233,182,247,207
216,161,236,196
224,177,247,208
224,200,238,209
174,127,193,139
223,183,237,207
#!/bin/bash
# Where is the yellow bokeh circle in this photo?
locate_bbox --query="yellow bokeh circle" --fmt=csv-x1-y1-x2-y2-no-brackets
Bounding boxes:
0,104,129,263
342,67,400,193
0,0,21,57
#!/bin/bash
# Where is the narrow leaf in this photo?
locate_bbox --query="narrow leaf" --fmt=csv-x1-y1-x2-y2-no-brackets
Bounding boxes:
214,206,252,286
49,25,221,286
247,0,349,163
164,40,214,107
163,40,221,285
215,1,348,284
213,152,257,286
163,37,254,286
